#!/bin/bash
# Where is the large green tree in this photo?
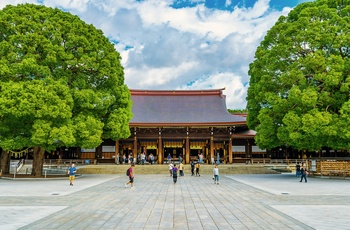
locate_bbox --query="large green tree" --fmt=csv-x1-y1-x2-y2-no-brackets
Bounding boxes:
0,4,132,176
247,0,350,152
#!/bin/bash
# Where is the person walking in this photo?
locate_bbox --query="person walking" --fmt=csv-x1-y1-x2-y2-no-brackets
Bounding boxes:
296,162,301,177
168,162,174,176
300,165,308,183
68,163,77,186
179,162,184,176
195,162,200,177
172,164,178,184
125,163,135,188
190,161,195,176
213,164,219,185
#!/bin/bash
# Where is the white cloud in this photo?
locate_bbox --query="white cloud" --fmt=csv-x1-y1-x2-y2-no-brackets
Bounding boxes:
0,0,37,9
1,0,294,109
45,0,90,13
178,72,248,109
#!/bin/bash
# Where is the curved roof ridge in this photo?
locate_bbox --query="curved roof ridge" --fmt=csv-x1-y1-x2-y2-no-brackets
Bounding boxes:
130,88,226,97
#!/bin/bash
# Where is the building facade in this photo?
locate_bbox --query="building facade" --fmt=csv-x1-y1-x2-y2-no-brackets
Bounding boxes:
81,89,262,164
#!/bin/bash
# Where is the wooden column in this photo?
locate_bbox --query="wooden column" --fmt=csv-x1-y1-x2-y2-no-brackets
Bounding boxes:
210,136,214,163
186,137,190,164
158,137,163,164
133,136,137,162
229,137,233,164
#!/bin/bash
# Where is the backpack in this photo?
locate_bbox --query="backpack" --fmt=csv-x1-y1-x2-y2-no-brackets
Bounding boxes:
126,168,130,176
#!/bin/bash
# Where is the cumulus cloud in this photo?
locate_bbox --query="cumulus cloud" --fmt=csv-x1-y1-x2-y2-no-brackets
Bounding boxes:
1,0,294,109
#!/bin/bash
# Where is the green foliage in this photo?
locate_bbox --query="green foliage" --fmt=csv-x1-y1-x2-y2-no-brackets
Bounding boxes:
247,0,350,151
0,4,132,152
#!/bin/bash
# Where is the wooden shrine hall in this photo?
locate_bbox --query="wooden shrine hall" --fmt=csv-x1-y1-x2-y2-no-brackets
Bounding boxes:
104,88,258,164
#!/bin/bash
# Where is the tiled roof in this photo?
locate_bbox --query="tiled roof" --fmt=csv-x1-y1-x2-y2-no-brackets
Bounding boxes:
129,89,246,126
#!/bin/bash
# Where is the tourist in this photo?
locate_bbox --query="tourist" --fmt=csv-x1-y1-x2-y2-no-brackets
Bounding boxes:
150,154,154,164
179,162,184,176
216,153,220,164
122,154,126,164
172,164,178,184
137,153,141,164
190,161,195,176
167,153,171,163
125,163,135,188
141,152,146,165
195,162,200,176
300,165,308,183
296,162,301,177
213,164,219,185
115,153,120,165
68,163,77,186
169,162,174,176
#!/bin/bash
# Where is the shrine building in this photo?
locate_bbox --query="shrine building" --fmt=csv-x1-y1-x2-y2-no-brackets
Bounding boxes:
81,88,263,164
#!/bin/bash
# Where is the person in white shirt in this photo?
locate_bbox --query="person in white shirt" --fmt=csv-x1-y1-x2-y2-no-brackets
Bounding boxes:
169,162,174,176
213,164,219,185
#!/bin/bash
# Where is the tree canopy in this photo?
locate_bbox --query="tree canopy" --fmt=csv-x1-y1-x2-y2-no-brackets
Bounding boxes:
247,0,350,151
0,4,132,175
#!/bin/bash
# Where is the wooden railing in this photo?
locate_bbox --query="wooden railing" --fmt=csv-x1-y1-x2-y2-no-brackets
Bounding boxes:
316,161,350,177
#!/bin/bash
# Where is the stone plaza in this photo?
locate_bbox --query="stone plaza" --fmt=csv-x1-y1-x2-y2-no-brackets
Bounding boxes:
1,172,350,229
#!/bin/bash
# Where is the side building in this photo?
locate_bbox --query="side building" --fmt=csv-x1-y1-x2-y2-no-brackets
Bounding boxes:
81,88,263,164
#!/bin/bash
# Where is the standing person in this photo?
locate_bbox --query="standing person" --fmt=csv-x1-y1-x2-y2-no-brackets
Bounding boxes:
300,165,308,183
190,161,195,176
137,153,141,164
172,164,178,184
167,153,172,163
125,163,135,188
213,164,219,185
169,162,174,176
116,153,120,165
141,152,146,165
122,154,126,164
179,162,184,176
68,163,77,186
195,162,200,177
296,162,301,177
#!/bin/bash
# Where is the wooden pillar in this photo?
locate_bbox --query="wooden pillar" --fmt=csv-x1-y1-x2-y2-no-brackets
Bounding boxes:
133,136,137,161
229,137,233,164
158,137,163,164
210,136,214,163
186,137,190,164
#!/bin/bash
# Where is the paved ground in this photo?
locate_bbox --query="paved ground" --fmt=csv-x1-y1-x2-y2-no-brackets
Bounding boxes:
1,172,350,230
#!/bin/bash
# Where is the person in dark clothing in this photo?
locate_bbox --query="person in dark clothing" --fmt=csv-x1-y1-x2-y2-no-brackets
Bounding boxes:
172,164,178,184
296,162,301,177
300,165,308,183
190,161,195,176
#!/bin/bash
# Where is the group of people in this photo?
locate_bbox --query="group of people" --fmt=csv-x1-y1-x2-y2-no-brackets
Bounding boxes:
115,152,156,165
296,162,308,183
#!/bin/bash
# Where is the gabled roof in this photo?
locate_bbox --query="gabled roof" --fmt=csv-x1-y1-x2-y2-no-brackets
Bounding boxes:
129,89,246,127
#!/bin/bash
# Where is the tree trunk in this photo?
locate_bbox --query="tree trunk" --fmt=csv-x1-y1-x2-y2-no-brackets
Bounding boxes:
0,149,10,175
31,146,45,177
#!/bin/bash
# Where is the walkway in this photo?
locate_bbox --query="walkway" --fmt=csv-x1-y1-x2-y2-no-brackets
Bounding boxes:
0,173,350,229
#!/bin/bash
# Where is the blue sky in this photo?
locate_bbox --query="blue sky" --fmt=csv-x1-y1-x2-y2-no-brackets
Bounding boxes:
1,0,313,109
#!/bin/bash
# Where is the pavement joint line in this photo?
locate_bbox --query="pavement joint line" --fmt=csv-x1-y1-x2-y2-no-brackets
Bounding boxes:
0,173,349,229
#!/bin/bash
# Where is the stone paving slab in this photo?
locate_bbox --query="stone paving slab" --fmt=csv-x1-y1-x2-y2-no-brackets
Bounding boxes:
0,173,349,229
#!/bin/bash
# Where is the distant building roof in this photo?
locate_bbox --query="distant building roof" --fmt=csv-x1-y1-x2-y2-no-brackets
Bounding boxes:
129,89,246,127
